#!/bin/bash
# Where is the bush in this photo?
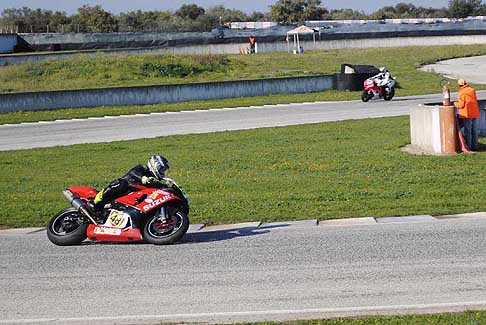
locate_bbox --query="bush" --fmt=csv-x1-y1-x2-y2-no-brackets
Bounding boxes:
141,55,230,77
142,62,192,77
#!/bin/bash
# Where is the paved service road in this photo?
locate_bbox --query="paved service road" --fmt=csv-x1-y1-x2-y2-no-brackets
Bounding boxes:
1,217,486,324
421,55,486,84
0,93,451,151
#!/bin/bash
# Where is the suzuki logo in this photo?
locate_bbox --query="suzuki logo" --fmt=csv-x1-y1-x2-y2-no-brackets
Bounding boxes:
142,195,172,212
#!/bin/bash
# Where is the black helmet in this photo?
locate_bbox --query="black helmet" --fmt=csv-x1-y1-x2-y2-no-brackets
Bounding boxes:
147,155,170,180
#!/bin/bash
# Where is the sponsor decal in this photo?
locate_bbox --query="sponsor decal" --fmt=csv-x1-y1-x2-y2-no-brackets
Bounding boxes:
93,226,122,236
142,195,172,212
144,190,167,204
107,210,128,228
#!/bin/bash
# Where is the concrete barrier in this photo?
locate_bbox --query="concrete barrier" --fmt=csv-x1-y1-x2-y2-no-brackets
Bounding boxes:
4,34,486,66
0,34,17,54
409,104,457,154
408,100,486,154
0,75,335,113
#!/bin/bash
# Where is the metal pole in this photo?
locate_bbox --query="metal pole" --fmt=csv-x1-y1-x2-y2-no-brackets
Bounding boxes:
297,33,300,53
293,34,296,53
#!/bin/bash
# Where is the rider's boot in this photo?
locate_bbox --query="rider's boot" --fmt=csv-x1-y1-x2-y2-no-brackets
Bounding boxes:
86,200,105,224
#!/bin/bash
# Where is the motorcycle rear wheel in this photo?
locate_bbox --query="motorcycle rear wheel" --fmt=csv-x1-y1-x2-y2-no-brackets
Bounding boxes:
384,88,395,101
47,208,89,246
143,208,189,245
361,91,372,102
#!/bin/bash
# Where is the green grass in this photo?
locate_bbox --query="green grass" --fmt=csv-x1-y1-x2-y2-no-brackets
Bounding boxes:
2,45,486,94
2,116,486,228
1,45,486,125
231,310,486,324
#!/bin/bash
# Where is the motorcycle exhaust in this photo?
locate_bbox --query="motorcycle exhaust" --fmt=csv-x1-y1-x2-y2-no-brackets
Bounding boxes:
63,190,97,224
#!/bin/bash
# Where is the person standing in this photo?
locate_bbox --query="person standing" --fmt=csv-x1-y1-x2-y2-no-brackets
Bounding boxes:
454,79,480,151
249,35,256,54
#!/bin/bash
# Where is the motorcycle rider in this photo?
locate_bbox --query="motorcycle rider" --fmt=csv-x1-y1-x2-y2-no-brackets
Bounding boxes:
372,66,393,89
90,155,173,215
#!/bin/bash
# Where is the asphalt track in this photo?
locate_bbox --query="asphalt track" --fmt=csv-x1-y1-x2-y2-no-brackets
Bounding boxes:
0,93,449,151
2,56,486,152
2,85,486,323
1,215,486,324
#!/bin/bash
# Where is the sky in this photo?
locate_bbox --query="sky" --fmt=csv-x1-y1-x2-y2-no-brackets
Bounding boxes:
0,0,451,14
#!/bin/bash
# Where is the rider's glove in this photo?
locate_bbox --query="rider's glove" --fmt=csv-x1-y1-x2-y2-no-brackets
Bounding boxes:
142,176,157,185
142,176,174,187
160,178,174,187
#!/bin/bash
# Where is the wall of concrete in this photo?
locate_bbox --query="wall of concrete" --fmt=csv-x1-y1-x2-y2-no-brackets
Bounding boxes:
0,34,17,54
0,75,335,113
479,101,486,135
266,35,486,52
410,100,486,154
4,34,486,66
410,104,442,153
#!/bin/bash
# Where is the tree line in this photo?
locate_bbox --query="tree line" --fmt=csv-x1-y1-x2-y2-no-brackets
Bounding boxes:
1,0,485,33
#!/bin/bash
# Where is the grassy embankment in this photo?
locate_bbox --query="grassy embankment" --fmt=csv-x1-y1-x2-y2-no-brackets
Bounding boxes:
2,116,486,228
1,44,486,124
231,310,486,324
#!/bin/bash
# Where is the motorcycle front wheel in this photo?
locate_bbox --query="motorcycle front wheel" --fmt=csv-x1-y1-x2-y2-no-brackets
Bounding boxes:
384,88,395,101
47,208,89,246
361,91,372,102
143,208,189,245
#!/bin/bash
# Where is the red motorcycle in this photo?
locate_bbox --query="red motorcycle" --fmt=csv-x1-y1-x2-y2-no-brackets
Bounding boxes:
47,178,190,246
361,76,396,102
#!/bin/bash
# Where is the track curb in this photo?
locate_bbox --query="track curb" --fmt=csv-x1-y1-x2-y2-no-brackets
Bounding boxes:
2,212,486,235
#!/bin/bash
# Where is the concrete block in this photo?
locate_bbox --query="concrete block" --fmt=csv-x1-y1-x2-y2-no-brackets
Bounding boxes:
436,212,486,220
319,217,377,227
197,222,261,232
187,224,206,233
259,219,318,229
376,215,437,223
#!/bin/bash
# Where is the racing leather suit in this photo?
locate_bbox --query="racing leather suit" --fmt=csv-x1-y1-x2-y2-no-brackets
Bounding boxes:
93,165,170,211
372,71,391,87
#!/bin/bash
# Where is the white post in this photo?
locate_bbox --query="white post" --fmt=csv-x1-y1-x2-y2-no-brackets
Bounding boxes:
297,34,300,53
